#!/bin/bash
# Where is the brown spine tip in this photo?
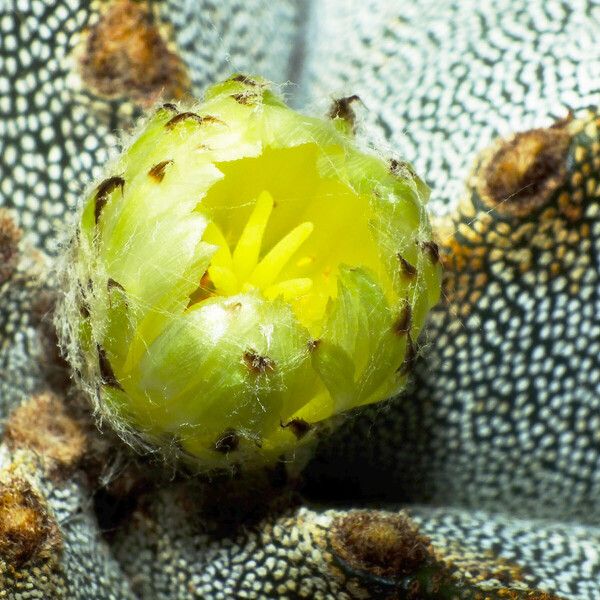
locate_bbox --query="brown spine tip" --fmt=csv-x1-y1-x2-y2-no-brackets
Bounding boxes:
148,159,173,182
280,418,312,439
94,176,124,225
107,278,125,292
231,92,257,105
161,102,178,112
230,74,259,86
393,304,412,335
307,338,322,352
328,95,362,129
397,334,416,376
165,112,224,128
97,346,124,390
214,429,239,453
243,350,275,375
397,254,417,278
420,240,440,263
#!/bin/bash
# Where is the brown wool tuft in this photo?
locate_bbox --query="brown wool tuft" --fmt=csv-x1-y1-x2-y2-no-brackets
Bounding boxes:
329,511,431,579
478,126,571,217
0,209,22,284
5,392,87,477
0,478,62,566
79,0,189,106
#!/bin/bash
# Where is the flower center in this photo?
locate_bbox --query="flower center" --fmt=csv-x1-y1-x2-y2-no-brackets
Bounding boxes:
200,191,314,302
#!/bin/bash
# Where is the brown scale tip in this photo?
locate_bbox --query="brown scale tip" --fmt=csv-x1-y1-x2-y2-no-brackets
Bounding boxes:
0,478,62,566
243,350,276,375
397,334,416,376
393,304,412,335
328,95,361,130
231,92,258,105
107,278,125,292
107,278,127,309
329,511,431,579
94,176,124,225
214,429,240,453
78,0,189,107
97,345,124,390
477,125,571,217
148,159,173,182
397,254,417,278
4,392,87,477
230,74,259,86
389,159,417,178
307,338,322,352
165,112,223,129
280,418,313,439
0,209,22,284
420,240,440,263
78,288,91,318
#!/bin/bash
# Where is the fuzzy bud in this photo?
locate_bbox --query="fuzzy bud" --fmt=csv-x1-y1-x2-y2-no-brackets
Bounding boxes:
56,75,441,472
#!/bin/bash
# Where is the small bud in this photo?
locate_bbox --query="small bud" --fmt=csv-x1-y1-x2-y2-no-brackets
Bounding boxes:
56,75,441,472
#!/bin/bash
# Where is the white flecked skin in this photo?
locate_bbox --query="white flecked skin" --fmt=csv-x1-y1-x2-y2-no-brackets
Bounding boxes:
1,0,600,599
0,442,137,599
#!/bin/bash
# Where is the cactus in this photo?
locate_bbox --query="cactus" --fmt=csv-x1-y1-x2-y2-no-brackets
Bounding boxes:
3,1,600,598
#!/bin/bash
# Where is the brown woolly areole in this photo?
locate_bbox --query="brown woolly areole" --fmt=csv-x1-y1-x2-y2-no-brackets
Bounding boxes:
329,510,431,579
78,0,189,106
5,392,87,477
0,208,22,284
0,477,62,566
475,125,571,218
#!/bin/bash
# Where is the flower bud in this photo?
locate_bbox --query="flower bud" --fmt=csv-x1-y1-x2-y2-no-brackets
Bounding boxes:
56,75,441,471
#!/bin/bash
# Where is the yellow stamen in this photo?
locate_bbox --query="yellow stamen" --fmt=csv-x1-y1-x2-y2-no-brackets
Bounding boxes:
232,190,274,281
197,191,316,303
265,278,313,301
203,223,233,270
250,222,314,289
